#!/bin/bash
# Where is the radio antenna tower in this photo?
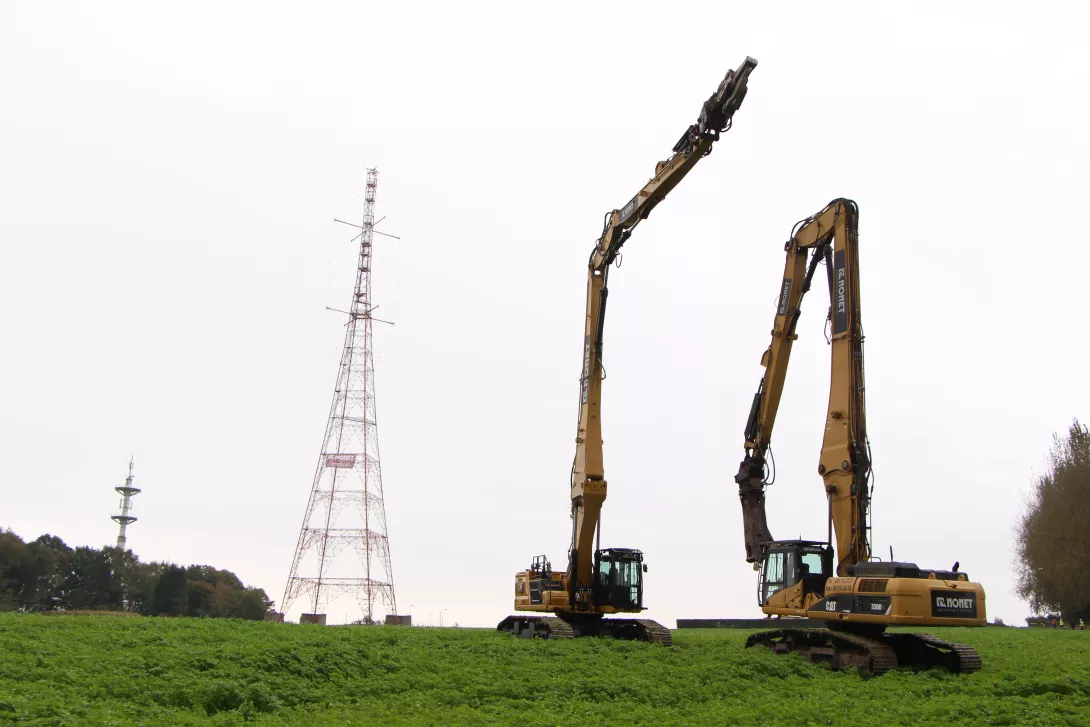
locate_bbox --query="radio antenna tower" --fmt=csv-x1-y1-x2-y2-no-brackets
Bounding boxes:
282,168,399,624
111,458,140,550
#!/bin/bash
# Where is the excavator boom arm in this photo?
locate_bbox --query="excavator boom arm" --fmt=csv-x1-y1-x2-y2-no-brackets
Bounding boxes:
735,199,870,574
569,57,757,595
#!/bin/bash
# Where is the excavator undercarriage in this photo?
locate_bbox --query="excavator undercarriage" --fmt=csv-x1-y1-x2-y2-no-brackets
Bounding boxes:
498,549,672,644
746,628,981,677
497,615,672,644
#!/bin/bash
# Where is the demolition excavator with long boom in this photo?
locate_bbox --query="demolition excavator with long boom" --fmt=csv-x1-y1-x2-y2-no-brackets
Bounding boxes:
497,56,758,644
735,199,986,675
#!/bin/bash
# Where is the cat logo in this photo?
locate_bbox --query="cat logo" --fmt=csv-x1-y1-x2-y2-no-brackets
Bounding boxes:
825,600,837,612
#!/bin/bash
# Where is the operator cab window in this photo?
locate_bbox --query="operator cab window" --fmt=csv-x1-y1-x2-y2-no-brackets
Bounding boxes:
622,560,640,606
763,551,785,602
800,551,824,578
598,559,613,585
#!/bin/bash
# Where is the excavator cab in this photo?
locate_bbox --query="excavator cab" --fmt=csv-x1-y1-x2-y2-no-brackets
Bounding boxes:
757,540,833,605
593,548,646,611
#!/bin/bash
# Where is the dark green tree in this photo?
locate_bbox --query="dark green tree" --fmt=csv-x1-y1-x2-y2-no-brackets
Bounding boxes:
185,565,242,589
102,547,147,611
0,530,26,611
232,588,274,621
63,546,115,610
0,528,271,619
150,564,189,616
18,535,72,611
186,579,215,617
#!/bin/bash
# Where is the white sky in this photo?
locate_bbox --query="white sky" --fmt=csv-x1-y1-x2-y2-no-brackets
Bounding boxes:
2,1,1087,627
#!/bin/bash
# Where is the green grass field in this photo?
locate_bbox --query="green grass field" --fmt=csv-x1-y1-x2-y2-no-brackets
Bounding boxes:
1,614,1087,726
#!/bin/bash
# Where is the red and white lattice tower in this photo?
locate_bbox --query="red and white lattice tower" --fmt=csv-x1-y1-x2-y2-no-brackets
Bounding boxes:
282,168,397,624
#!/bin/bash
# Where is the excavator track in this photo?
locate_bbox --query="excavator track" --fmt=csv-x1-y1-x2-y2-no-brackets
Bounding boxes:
746,629,897,676
596,618,673,645
632,619,673,645
497,616,671,644
496,616,574,640
746,628,981,676
884,632,982,674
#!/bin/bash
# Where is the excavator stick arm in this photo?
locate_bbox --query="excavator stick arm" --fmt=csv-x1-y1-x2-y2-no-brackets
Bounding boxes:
735,199,869,571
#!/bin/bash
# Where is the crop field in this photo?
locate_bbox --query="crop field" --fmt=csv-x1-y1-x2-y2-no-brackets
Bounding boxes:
0,614,1087,726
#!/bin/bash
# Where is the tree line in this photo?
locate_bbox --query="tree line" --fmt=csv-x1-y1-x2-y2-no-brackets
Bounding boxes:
1016,419,1090,626
0,529,272,619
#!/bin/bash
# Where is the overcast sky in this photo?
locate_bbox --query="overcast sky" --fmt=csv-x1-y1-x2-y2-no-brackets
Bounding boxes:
2,1,1088,627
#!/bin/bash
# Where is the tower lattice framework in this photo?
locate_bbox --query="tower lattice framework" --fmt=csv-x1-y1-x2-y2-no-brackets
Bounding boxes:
282,168,397,623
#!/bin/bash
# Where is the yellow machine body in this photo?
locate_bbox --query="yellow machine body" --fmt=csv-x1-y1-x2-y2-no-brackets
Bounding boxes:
498,57,758,644
735,201,986,673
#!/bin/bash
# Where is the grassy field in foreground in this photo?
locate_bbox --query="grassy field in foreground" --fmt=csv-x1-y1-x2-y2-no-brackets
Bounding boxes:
1,614,1088,726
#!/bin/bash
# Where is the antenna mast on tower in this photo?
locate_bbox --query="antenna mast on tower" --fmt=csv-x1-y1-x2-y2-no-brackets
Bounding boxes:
282,168,399,624
111,458,140,550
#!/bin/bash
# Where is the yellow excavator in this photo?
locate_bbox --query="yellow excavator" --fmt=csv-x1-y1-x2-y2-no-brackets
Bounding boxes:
736,199,986,675
497,56,758,644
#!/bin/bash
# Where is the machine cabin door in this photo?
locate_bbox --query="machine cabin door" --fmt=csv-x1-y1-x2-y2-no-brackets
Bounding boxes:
758,542,833,605
593,549,646,612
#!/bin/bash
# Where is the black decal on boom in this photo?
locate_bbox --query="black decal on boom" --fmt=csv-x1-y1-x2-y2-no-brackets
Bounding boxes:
832,250,848,335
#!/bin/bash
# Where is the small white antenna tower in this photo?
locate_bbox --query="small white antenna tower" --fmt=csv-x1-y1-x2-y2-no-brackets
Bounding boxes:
111,458,141,550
